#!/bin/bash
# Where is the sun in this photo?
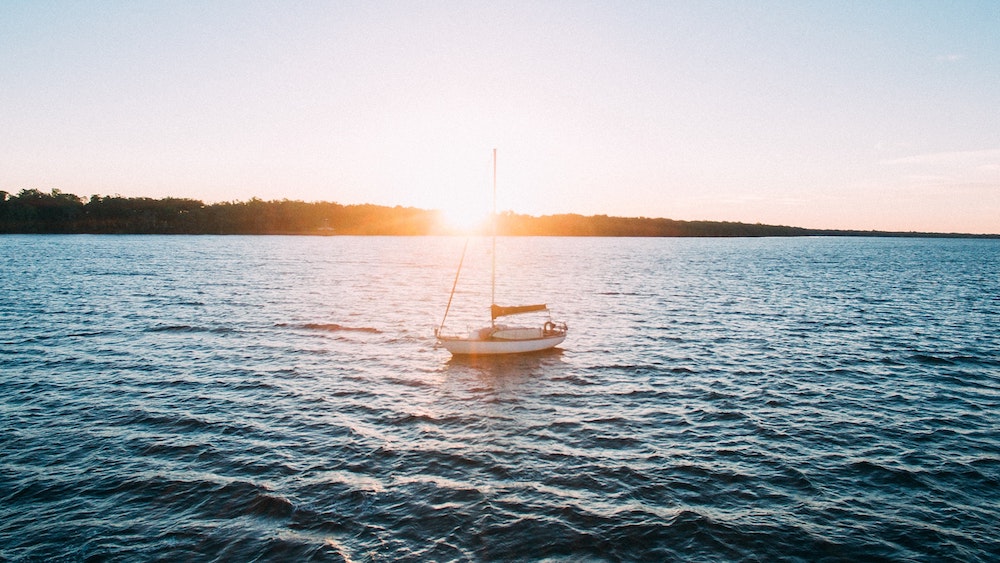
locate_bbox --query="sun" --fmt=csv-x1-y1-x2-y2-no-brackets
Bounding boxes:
438,202,490,234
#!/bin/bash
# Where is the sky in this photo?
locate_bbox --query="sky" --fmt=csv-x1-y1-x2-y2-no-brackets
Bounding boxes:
1,1,998,234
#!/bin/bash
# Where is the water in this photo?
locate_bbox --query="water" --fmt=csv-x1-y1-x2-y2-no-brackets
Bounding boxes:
2,235,998,562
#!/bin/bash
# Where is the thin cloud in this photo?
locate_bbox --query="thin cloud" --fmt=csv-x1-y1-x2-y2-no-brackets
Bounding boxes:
879,149,1000,201
883,148,1000,166
935,53,964,62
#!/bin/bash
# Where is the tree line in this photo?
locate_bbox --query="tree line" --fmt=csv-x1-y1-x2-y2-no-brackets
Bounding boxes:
0,189,440,235
0,189,993,237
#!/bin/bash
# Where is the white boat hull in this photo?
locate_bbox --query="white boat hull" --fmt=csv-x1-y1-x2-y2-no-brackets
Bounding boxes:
438,333,566,355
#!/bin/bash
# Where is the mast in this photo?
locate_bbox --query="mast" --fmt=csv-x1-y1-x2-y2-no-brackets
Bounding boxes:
491,148,497,327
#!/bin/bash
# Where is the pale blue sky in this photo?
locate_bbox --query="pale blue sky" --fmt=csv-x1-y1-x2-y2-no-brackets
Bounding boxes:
2,1,998,233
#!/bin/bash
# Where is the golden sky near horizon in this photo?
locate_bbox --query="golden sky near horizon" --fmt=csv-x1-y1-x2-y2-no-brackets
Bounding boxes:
1,1,998,234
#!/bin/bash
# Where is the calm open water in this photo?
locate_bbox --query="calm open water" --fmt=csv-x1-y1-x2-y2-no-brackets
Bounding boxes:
2,235,999,562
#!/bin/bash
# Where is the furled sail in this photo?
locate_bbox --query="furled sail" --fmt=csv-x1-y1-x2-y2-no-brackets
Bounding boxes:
491,303,548,319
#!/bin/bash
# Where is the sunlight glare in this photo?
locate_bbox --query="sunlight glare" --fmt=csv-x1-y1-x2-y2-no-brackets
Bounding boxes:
439,200,491,234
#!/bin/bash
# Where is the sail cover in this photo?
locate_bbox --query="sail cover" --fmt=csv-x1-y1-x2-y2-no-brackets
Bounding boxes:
491,303,548,319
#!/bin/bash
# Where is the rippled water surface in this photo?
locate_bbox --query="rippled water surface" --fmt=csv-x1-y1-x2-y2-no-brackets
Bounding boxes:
2,235,999,561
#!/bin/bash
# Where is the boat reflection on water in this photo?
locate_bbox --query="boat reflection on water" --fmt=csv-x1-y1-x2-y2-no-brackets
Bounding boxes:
444,347,567,385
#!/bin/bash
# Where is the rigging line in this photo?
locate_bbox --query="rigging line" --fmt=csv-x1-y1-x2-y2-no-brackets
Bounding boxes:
436,237,469,338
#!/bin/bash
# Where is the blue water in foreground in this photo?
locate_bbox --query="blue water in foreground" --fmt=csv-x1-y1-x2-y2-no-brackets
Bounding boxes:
2,235,999,562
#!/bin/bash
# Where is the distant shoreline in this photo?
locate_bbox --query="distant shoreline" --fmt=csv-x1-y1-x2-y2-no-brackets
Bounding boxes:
2,189,997,238
5,231,996,239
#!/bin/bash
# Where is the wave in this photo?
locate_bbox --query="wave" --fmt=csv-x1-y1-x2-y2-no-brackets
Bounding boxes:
911,353,957,366
65,330,118,338
146,324,237,334
109,475,295,521
277,322,381,334
846,460,925,488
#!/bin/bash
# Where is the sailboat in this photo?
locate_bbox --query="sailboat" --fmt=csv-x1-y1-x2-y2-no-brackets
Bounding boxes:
435,149,568,355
